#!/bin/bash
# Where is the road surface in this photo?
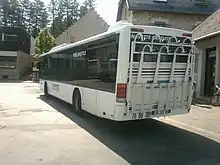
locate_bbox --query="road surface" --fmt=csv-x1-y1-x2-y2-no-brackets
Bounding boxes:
0,82,220,165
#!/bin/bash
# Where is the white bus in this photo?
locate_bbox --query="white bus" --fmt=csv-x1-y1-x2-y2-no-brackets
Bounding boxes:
37,22,197,121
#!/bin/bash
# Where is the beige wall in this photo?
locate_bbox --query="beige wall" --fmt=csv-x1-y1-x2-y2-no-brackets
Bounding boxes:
131,11,207,31
0,51,33,80
56,10,109,46
0,70,18,80
17,51,33,77
0,51,18,80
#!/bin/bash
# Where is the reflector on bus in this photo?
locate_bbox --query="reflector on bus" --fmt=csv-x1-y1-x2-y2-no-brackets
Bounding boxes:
182,33,192,37
116,83,127,98
131,28,144,32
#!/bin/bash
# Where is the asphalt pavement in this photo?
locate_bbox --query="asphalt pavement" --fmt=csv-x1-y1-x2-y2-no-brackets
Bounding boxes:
0,82,220,165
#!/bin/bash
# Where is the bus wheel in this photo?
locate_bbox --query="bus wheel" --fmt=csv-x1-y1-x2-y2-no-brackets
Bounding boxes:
44,82,49,97
73,89,83,115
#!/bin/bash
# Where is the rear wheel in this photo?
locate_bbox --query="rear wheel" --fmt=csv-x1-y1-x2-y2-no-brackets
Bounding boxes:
72,89,83,115
44,82,49,97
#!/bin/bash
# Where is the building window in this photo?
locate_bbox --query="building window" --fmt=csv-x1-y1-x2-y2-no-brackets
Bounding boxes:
0,33,4,41
4,34,18,41
0,56,17,69
154,21,167,27
154,0,167,2
192,0,209,6
0,56,17,62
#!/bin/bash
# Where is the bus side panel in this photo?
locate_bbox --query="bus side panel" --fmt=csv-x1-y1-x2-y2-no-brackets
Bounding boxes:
46,81,74,104
110,27,130,121
39,76,101,117
116,27,130,83
96,91,115,120
81,88,97,116
44,80,99,116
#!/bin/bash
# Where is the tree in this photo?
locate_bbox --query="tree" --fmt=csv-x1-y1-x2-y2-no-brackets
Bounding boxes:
18,0,31,29
84,0,96,10
0,0,96,38
0,0,48,37
31,0,49,38
49,0,80,37
35,28,55,56
62,0,80,28
0,0,11,25
48,0,58,35
79,0,96,18
26,1,35,33
7,0,22,26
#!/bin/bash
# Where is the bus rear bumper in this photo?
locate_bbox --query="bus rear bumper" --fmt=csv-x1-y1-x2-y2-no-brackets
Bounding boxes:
113,105,190,121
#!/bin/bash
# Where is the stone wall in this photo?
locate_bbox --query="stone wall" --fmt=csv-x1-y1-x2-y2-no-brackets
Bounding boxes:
17,51,33,78
0,51,33,80
132,11,207,31
118,0,209,31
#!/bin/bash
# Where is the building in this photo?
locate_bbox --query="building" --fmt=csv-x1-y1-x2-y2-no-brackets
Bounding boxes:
193,9,220,97
116,0,220,31
56,10,109,46
0,26,33,80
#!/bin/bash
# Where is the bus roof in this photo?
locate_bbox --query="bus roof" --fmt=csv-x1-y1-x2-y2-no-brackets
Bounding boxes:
39,22,191,58
39,31,119,58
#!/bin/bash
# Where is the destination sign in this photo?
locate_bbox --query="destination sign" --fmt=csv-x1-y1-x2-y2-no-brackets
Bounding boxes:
52,83,59,91
73,50,86,57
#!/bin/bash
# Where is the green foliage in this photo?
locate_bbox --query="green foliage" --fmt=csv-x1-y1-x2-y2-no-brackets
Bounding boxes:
49,0,96,37
35,28,55,56
0,0,48,37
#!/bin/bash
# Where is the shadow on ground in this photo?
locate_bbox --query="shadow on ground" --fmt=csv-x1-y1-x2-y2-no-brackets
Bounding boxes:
39,95,220,165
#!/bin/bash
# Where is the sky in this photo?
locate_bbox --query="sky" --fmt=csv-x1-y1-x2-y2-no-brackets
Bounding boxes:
43,0,119,25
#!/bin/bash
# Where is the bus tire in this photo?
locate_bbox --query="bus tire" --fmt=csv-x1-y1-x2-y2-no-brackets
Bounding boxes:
44,82,49,97
72,89,83,115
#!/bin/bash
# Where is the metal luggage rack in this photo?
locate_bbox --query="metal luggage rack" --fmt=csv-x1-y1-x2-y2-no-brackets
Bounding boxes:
128,33,199,83
126,32,199,115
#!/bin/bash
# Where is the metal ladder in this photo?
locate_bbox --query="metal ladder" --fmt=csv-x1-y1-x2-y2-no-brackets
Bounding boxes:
126,33,196,115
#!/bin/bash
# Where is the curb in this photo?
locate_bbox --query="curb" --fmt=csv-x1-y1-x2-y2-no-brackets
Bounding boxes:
156,118,220,143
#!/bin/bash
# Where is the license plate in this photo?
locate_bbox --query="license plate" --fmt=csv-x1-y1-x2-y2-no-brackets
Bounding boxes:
132,109,171,120
132,112,150,120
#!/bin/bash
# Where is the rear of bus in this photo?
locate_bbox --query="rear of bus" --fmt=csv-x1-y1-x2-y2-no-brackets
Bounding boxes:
114,25,196,121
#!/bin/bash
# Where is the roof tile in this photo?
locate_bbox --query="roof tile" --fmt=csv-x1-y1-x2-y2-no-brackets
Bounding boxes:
192,9,220,39
127,0,220,14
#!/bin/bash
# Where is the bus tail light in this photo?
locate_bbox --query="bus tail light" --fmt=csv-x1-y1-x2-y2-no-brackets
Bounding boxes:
116,83,127,103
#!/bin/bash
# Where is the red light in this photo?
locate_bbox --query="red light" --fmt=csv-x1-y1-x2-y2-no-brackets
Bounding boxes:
116,83,127,98
131,28,144,32
182,33,192,37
